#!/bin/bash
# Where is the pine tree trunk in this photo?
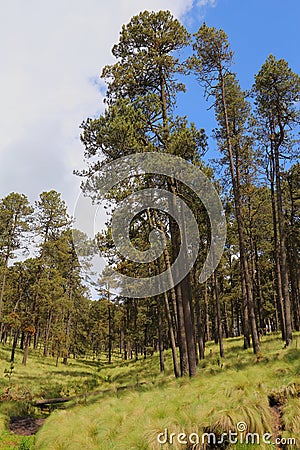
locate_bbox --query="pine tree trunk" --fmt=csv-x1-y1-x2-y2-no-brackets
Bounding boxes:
20,331,25,350
213,271,224,358
22,334,31,366
181,274,197,376
223,301,230,338
174,281,189,376
274,144,292,346
108,304,112,364
269,159,286,340
0,265,8,320
254,242,264,329
241,272,250,349
163,292,179,377
63,312,72,365
204,282,210,342
157,302,165,372
43,310,53,357
10,330,19,363
124,339,128,360
195,294,205,360
168,205,189,376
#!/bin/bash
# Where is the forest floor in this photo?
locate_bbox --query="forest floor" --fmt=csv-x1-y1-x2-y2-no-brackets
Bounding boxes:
0,332,299,449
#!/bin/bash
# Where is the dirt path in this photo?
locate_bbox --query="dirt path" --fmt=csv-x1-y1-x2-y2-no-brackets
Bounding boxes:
269,405,284,449
9,416,45,436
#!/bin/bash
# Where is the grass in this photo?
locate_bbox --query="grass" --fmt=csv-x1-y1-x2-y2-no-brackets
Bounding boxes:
0,347,171,403
1,333,300,449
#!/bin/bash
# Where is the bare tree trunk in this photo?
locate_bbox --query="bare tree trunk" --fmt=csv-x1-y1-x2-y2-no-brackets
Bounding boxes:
213,271,224,358
157,301,165,372
274,143,292,346
43,310,53,357
181,274,197,376
254,242,264,329
10,330,19,363
195,292,205,360
204,282,210,342
163,292,179,377
108,304,112,364
223,301,230,338
22,334,31,366
63,311,72,365
0,265,8,320
269,160,286,340
168,198,189,376
241,271,250,349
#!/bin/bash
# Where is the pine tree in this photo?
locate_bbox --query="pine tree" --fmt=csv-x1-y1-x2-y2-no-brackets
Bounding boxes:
253,55,300,346
190,24,260,353
0,193,33,320
79,11,206,377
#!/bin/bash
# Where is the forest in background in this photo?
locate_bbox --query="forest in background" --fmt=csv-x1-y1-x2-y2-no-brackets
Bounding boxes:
0,11,299,380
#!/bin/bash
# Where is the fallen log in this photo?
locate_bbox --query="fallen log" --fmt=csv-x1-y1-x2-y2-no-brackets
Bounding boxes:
33,396,74,406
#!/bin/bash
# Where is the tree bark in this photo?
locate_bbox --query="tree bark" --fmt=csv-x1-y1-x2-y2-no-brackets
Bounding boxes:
157,301,165,372
273,141,292,346
269,157,286,340
22,333,31,366
163,291,180,377
212,271,224,357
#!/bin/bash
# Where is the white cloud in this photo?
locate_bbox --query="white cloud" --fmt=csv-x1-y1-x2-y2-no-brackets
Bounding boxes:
197,0,216,7
0,0,194,214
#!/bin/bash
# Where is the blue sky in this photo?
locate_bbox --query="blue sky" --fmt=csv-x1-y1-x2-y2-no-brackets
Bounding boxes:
0,0,299,212
197,0,299,85
178,0,300,160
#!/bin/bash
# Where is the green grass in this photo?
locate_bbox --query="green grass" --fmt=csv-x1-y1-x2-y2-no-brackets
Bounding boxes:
0,344,172,449
0,434,34,450
0,346,172,403
35,333,300,449
1,333,300,449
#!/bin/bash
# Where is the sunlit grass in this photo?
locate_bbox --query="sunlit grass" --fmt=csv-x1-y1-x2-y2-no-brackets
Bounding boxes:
0,333,299,448
0,344,173,404
32,332,300,449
